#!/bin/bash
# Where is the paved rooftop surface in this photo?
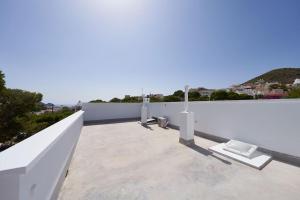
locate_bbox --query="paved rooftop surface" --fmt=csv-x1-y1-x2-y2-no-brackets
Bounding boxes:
58,121,300,200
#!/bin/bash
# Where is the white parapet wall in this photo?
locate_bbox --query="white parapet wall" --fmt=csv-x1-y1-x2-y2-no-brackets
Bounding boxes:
148,99,300,158
82,103,142,122
0,111,84,200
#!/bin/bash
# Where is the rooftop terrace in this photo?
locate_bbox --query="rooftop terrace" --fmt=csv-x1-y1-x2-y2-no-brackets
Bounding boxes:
1,100,300,200
58,121,300,200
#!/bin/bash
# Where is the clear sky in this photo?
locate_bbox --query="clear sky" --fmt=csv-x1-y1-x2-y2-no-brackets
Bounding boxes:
1,0,300,104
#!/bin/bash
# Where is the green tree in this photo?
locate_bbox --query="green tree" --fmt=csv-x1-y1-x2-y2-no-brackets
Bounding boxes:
150,96,163,102
188,91,201,101
211,90,253,101
210,90,229,100
238,94,253,100
173,90,184,98
227,91,240,100
122,96,141,103
110,97,121,103
0,70,5,93
89,99,105,103
0,89,43,143
22,107,74,136
0,71,76,151
199,96,209,101
163,95,181,102
288,88,300,98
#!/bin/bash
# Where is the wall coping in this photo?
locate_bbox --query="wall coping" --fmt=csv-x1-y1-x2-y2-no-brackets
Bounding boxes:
0,111,84,175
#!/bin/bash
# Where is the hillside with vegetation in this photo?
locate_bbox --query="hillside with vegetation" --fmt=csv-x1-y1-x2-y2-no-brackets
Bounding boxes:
244,68,300,84
89,68,300,104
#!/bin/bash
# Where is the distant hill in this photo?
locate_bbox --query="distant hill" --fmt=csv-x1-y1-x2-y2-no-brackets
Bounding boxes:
244,68,300,85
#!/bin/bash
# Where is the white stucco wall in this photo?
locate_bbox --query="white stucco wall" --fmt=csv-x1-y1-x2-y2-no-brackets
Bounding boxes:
0,111,84,200
148,100,300,158
82,103,142,122
81,100,300,157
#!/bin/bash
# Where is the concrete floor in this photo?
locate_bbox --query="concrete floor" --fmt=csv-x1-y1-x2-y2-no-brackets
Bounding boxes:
58,121,300,200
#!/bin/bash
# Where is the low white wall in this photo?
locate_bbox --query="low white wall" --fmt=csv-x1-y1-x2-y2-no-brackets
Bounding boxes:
82,103,142,122
0,111,84,200
148,100,300,158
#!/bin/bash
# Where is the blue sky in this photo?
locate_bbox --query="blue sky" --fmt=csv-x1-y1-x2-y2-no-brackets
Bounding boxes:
1,0,300,104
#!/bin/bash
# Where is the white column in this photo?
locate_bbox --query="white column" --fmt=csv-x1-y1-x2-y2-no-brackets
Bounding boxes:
141,95,148,124
184,85,189,112
179,85,195,146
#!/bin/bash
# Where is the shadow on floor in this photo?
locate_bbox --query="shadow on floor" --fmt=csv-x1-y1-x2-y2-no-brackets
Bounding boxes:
210,154,232,165
141,124,154,131
84,118,139,126
187,143,232,165
189,143,212,156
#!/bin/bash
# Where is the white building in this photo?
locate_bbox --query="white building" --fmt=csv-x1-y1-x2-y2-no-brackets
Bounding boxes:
293,79,300,86
190,87,215,97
